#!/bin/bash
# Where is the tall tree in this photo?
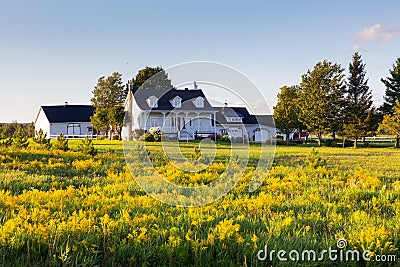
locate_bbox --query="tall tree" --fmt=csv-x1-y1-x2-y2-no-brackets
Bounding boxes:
378,101,400,148
343,52,374,148
298,60,346,146
129,66,174,91
91,72,126,139
273,86,301,145
91,72,126,109
380,58,400,115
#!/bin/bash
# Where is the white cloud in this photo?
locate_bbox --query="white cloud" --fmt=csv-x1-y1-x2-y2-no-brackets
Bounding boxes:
351,44,360,52
356,24,400,43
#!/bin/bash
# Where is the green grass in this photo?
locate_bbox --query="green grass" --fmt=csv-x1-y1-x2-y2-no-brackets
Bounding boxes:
0,142,399,266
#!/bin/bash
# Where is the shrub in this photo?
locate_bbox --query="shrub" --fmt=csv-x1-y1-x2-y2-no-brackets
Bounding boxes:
294,137,304,144
218,134,231,143
139,132,155,142
133,128,146,140
138,127,164,142
77,137,97,156
53,133,69,151
33,129,52,149
149,127,162,141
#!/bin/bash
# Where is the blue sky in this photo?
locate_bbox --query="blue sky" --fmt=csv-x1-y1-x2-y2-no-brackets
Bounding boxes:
1,0,400,122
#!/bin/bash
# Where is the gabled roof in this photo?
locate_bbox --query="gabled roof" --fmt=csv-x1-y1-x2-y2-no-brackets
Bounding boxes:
254,114,275,128
131,89,215,111
38,105,94,123
215,106,274,127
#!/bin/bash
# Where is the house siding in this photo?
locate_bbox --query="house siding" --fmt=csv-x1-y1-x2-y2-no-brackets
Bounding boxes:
49,122,93,137
34,108,50,136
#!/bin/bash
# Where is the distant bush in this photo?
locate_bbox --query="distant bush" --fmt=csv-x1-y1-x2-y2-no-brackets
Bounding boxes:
325,139,353,147
276,139,287,145
294,137,304,144
218,134,231,143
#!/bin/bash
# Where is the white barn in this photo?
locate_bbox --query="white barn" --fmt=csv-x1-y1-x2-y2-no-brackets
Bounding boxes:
34,104,94,138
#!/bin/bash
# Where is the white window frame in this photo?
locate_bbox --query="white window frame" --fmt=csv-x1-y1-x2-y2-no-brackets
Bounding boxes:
195,97,204,108
150,117,158,127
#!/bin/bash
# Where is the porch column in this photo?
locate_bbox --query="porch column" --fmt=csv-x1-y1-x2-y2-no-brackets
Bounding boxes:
213,113,217,140
162,112,166,132
197,113,200,132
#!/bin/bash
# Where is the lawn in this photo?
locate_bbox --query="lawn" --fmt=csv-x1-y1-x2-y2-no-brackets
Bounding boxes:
0,141,399,266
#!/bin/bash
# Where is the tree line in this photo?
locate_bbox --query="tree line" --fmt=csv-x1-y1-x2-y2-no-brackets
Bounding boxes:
273,53,400,148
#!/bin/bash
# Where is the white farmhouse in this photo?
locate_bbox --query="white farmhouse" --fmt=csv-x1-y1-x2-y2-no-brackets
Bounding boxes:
124,85,218,140
123,83,276,142
34,104,94,138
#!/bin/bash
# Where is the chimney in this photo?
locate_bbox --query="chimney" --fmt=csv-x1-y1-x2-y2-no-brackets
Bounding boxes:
64,101,68,107
184,87,188,90
194,81,198,90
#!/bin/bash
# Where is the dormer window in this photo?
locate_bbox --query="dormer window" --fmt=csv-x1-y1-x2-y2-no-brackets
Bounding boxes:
146,96,158,108
227,117,242,122
172,96,182,108
193,97,204,108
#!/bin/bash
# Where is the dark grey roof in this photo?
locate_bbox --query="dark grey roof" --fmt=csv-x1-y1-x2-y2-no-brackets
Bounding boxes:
40,105,94,123
254,115,275,127
215,106,275,127
132,89,215,111
215,107,255,124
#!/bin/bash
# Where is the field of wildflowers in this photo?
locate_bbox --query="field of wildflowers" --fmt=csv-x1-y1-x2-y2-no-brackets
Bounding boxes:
0,142,399,266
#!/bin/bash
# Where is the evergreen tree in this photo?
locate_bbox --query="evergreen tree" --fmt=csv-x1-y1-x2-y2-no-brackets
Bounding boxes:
33,129,52,149
77,137,97,156
343,52,374,148
12,128,29,149
273,86,302,145
380,58,400,115
53,133,69,151
298,60,346,146
378,101,400,148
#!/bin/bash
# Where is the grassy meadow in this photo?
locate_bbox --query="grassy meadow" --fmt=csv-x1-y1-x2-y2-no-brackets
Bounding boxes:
0,140,399,266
